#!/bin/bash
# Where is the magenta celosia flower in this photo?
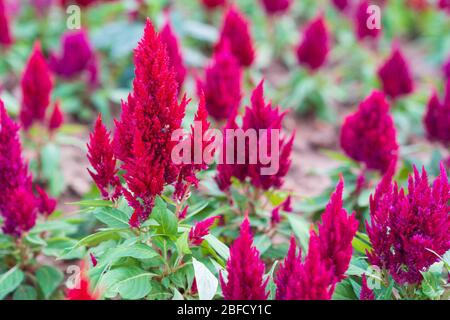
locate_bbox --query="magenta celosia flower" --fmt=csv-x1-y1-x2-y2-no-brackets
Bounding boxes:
59,0,113,7
87,114,121,200
113,19,187,224
340,91,398,174
439,0,450,13
201,0,226,10
216,5,255,67
198,42,242,121
0,102,38,236
173,95,213,201
366,164,450,284
179,205,188,220
48,101,64,132
0,0,12,46
160,20,186,92
360,274,375,300
281,195,292,212
275,233,335,300
189,216,219,246
49,29,95,80
89,252,97,267
215,81,294,191
66,262,98,300
443,56,450,79
296,15,330,72
36,185,57,216
355,0,381,41
260,0,292,15
220,218,268,300
271,206,281,226
424,82,450,146
377,46,414,100
331,0,349,11
316,178,358,282
20,42,53,130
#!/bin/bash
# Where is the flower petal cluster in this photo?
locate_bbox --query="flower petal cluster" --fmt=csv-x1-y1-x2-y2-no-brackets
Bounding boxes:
220,218,268,300
260,0,292,15
340,91,398,173
366,164,450,284
355,0,381,41
0,0,12,46
216,5,255,67
423,80,450,146
296,15,330,71
189,216,219,246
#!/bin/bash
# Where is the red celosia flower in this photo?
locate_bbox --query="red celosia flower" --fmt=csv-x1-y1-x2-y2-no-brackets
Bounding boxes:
216,5,255,67
215,81,294,191
424,81,450,146
66,263,98,300
189,216,219,246
260,0,292,15
60,0,114,7
316,178,358,282
174,95,213,201
0,0,12,46
443,56,450,79
355,0,381,41
49,29,95,80
87,114,121,200
377,46,414,100
281,195,292,212
113,19,187,224
296,15,330,72
275,233,335,300
366,163,450,284
439,0,450,13
179,205,188,220
36,185,57,216
220,218,268,300
201,0,226,10
340,91,398,174
198,42,242,121
160,20,186,92
360,274,375,300
48,101,64,132
0,102,37,236
331,0,349,11
270,206,281,226
20,42,53,130
89,252,98,267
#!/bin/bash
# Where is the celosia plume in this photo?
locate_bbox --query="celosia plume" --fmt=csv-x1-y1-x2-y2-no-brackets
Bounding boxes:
424,80,450,146
0,0,12,46
340,91,398,174
216,5,255,67
215,81,294,191
198,42,242,121
0,102,37,236
49,29,95,80
189,216,219,246
444,56,450,79
113,19,187,225
20,42,53,130
439,0,450,13
366,164,450,284
201,0,226,10
260,0,292,15
173,95,213,201
331,0,349,11
48,101,64,132
220,218,268,300
355,0,381,41
360,274,375,300
160,20,186,92
60,0,114,7
377,46,414,100
316,178,358,282
87,114,121,200
36,185,57,216
296,15,330,71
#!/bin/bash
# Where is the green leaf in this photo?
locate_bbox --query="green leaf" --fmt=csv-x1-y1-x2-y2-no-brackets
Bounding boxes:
101,266,153,300
192,258,218,300
204,234,230,261
93,207,130,229
61,229,123,257
332,279,358,300
286,214,310,251
153,197,178,237
36,266,64,299
68,199,113,207
254,234,272,256
0,267,24,300
13,285,37,300
175,231,192,255
103,243,159,266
